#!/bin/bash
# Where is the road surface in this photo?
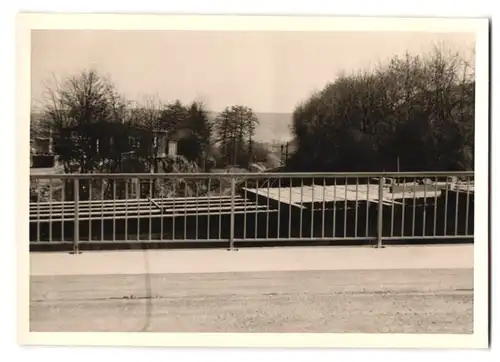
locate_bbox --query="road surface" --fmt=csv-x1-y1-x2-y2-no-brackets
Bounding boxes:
30,245,474,333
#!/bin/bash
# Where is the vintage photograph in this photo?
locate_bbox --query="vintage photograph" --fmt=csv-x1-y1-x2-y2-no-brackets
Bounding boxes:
20,14,488,347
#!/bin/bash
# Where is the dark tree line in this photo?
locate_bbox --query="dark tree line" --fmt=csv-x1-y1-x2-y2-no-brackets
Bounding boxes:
32,70,268,175
286,46,475,172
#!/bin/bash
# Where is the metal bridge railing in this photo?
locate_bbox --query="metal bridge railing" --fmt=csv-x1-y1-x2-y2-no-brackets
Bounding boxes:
29,171,474,252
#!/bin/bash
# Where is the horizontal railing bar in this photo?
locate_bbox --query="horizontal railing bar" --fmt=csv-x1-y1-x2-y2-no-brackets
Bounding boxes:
30,202,266,218
30,203,245,212
59,239,233,244
29,171,475,180
30,235,472,245
29,241,75,245
30,198,249,211
30,204,272,216
381,235,473,240
30,239,231,244
31,195,242,206
234,237,377,242
30,208,279,222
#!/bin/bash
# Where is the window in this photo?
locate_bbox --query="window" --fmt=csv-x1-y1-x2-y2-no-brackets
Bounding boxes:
168,141,178,156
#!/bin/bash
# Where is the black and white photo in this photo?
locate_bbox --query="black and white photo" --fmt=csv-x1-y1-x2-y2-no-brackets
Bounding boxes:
18,14,489,348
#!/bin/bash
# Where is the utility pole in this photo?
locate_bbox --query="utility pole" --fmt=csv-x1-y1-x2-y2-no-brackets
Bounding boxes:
233,136,237,167
397,156,400,186
248,133,253,168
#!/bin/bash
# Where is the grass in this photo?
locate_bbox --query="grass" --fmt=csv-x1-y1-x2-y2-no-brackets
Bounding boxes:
30,268,473,333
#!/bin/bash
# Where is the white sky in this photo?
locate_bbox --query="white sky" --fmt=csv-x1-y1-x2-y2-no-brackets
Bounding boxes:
31,30,476,114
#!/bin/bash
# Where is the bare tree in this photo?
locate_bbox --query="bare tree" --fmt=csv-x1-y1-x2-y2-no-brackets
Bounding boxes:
38,70,131,200
39,69,130,174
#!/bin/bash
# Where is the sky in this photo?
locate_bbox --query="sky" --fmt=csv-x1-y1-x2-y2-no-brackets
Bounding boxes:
31,30,476,141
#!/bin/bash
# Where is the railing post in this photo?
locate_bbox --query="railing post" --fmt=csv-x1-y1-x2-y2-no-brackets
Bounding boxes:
228,176,237,251
136,177,141,242
377,177,385,248
71,178,81,254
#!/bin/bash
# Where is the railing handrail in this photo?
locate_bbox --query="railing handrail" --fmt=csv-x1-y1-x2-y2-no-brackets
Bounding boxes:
30,171,475,180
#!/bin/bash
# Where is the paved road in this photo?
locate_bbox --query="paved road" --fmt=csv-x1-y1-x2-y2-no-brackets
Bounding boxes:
30,268,473,333
29,245,474,333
